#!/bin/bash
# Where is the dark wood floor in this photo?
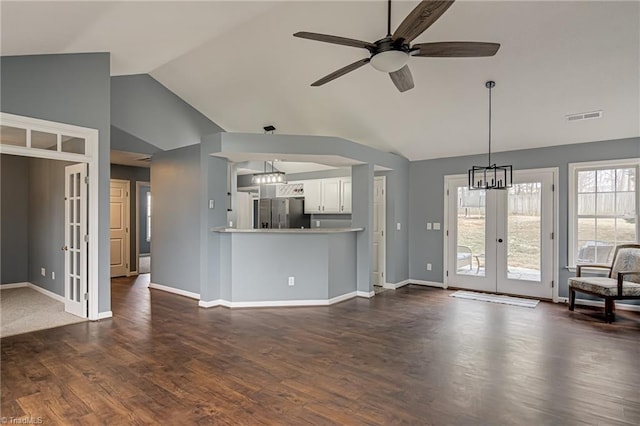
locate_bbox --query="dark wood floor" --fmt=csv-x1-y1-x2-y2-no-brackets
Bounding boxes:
2,277,640,425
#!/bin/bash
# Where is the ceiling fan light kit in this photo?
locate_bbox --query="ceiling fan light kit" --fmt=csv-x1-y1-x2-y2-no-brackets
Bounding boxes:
294,0,500,92
468,81,513,191
370,50,410,72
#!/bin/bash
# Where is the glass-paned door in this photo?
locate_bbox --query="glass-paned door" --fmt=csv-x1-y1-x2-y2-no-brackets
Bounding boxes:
447,169,555,299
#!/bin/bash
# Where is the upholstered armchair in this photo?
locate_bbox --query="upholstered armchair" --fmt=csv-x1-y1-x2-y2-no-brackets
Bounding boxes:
568,244,640,322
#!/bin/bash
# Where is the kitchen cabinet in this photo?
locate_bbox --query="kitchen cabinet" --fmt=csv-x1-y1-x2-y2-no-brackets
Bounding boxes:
303,180,322,213
340,178,351,213
302,177,352,214
321,179,341,213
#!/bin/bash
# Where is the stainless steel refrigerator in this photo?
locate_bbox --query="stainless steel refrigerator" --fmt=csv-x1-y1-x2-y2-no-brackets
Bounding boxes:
258,197,310,229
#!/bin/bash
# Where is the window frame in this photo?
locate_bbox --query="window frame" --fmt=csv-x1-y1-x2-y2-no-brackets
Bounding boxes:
568,158,640,267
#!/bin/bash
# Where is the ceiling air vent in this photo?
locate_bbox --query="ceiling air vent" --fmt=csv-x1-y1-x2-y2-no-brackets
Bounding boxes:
566,110,603,122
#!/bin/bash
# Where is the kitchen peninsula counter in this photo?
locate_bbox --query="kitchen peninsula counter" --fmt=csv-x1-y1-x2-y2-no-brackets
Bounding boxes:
211,227,363,233
206,227,363,307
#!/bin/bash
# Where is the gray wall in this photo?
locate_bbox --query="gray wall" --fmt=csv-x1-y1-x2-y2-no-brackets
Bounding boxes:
1,155,29,284
409,137,640,298
28,158,73,295
0,53,111,313
151,144,201,293
111,74,224,151
110,164,151,268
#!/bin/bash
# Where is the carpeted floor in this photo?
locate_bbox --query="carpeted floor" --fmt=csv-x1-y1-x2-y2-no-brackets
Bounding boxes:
0,287,87,338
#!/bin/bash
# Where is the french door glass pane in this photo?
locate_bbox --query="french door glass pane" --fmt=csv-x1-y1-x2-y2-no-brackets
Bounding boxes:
456,187,485,276
507,182,541,282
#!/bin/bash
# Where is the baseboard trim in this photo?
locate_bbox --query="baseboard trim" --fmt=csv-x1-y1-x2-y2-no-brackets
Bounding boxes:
198,291,359,309
383,279,411,290
29,283,65,303
2,282,66,303
0,282,30,289
148,282,200,300
356,290,375,298
198,299,223,308
409,279,446,289
97,311,113,320
558,297,640,312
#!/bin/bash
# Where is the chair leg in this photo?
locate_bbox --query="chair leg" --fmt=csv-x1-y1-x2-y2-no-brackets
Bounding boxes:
568,288,576,311
604,298,615,323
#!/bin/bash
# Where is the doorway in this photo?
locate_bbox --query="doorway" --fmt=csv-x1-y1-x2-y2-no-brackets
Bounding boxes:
0,112,99,320
445,168,558,299
136,182,151,274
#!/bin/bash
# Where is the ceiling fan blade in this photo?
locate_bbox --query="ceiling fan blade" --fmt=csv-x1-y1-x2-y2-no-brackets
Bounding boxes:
392,1,455,44
412,42,500,57
389,65,414,92
311,58,371,87
294,32,375,50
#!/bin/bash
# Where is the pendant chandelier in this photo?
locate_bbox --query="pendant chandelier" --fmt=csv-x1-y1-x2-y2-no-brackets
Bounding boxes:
468,81,512,190
252,160,286,185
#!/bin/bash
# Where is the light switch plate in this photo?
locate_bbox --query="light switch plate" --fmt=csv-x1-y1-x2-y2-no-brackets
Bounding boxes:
209,199,215,209
427,223,432,230
434,223,441,230
396,223,401,230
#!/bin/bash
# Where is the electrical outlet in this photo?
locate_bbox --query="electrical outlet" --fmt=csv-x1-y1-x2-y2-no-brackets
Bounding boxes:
316,220,320,227
427,222,432,230
427,263,432,271
396,223,401,231
288,276,295,286
229,221,233,227
52,272,55,280
41,267,46,277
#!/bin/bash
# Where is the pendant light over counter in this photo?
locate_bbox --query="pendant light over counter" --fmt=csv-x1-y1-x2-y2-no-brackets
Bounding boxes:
468,81,512,190
251,160,286,185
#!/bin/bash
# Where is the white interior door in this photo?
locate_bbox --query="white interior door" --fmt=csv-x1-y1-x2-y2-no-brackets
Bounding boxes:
110,180,130,277
447,169,555,299
372,177,386,286
64,163,88,317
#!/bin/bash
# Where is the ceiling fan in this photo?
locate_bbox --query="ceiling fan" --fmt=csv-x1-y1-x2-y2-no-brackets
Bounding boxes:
294,0,500,92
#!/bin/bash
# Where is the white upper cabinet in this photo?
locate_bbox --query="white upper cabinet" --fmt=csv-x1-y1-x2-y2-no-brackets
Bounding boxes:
303,180,322,213
321,178,341,213
340,178,351,213
301,177,352,214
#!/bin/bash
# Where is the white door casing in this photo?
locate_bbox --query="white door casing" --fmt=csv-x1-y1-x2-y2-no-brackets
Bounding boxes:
110,179,130,277
445,169,557,299
64,163,88,318
1,112,99,320
372,176,386,286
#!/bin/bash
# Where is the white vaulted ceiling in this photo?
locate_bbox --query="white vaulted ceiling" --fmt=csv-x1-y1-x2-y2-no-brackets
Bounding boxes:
1,1,638,160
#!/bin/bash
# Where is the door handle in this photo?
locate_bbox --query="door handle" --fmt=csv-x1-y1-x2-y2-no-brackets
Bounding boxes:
61,246,68,251
498,238,503,243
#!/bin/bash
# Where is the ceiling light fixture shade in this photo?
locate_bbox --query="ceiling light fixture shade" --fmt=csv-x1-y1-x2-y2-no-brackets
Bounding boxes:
370,50,409,72
252,161,286,185
469,81,513,190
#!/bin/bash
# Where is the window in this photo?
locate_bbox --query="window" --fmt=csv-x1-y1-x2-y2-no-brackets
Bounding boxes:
146,191,151,243
569,159,639,267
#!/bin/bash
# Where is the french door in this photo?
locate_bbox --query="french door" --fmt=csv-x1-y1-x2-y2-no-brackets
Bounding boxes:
65,163,88,317
446,169,555,299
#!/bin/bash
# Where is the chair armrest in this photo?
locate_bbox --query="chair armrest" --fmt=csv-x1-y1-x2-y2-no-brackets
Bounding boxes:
617,271,640,295
576,264,611,277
